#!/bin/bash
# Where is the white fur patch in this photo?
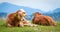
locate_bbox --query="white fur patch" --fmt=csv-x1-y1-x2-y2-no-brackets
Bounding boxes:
20,9,25,12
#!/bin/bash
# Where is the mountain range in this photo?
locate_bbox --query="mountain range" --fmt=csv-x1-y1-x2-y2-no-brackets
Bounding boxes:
0,2,60,21
0,2,44,15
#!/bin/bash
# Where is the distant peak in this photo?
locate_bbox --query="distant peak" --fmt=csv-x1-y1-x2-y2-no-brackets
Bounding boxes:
1,2,10,4
56,8,60,9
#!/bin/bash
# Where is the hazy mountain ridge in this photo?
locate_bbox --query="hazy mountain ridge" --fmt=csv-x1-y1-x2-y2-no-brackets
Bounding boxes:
0,2,60,21
0,12,7,18
42,8,60,21
0,2,43,15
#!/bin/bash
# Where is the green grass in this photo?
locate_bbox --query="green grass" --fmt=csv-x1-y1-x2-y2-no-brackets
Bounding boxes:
0,20,60,32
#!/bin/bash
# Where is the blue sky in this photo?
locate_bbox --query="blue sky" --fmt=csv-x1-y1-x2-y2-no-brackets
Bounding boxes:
0,0,60,12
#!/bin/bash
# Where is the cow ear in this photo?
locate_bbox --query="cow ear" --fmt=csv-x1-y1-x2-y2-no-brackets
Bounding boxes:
39,13,42,15
36,12,42,15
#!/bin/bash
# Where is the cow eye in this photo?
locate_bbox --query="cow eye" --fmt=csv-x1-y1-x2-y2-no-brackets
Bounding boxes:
23,12,25,14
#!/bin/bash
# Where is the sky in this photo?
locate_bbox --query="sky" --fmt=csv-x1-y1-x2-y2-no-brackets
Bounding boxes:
0,0,60,12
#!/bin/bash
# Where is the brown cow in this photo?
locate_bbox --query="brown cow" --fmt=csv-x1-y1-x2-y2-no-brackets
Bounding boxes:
6,9,26,27
32,12,56,26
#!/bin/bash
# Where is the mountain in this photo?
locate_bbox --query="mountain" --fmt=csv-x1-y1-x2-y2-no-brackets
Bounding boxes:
43,8,60,21
0,12,7,18
0,2,60,21
51,8,60,21
0,2,43,15
0,2,44,20
53,8,60,13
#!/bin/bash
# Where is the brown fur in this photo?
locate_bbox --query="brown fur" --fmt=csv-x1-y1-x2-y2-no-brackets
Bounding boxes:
32,12,56,26
6,10,26,27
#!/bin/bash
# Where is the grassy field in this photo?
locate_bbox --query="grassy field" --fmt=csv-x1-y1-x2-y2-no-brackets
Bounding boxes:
0,19,60,32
